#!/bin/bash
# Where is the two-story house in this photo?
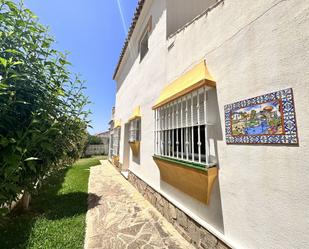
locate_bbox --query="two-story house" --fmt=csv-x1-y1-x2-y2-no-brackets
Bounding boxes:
110,0,309,248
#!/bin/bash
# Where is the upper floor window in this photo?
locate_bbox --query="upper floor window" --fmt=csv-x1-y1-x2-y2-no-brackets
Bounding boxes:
139,31,149,61
139,16,152,62
154,86,215,167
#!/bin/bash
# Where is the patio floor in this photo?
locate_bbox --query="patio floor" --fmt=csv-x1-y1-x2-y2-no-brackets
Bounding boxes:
84,160,193,249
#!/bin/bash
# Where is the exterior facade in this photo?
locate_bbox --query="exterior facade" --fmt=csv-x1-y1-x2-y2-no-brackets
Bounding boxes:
108,107,115,160
95,131,110,144
110,1,309,248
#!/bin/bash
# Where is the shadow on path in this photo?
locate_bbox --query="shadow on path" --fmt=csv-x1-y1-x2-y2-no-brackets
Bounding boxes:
0,163,100,249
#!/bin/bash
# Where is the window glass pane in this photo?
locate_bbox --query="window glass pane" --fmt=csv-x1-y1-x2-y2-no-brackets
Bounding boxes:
140,32,148,60
112,127,120,156
129,119,141,142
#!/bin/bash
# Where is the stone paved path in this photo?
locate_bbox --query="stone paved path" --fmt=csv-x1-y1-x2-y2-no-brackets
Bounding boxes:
84,160,194,249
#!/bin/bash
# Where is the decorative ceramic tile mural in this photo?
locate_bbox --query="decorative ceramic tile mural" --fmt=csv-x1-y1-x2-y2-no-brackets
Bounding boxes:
224,88,298,144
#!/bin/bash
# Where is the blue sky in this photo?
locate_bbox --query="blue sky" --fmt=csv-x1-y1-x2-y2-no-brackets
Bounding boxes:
22,0,138,134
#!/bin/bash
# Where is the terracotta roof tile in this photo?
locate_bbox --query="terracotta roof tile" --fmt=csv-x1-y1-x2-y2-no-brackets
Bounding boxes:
113,0,146,79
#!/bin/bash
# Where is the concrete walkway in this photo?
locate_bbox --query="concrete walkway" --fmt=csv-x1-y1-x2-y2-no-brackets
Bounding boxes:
84,160,194,249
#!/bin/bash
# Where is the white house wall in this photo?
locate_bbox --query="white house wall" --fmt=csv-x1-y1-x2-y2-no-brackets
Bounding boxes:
166,0,309,249
114,0,309,249
114,0,167,189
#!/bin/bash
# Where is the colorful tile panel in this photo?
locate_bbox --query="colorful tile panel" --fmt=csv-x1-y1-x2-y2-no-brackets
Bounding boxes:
224,88,298,144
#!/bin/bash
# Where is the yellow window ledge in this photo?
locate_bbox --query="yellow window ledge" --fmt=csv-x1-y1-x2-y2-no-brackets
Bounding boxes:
112,156,120,167
129,141,140,157
153,155,218,205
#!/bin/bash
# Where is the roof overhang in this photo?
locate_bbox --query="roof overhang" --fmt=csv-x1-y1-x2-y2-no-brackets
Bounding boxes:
113,0,146,80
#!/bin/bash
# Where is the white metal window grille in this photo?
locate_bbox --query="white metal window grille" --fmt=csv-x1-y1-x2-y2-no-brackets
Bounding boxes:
109,133,114,158
129,119,141,142
113,127,121,156
154,86,214,167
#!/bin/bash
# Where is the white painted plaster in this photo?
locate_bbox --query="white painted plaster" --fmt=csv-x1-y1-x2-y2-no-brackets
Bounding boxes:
113,0,309,248
114,0,166,190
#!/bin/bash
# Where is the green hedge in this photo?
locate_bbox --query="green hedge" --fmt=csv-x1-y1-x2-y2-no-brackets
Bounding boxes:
0,1,89,210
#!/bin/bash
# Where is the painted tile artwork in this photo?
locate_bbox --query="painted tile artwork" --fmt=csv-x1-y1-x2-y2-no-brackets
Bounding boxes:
224,88,298,144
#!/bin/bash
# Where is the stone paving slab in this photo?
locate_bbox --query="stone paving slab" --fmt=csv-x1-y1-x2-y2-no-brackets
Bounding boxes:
84,160,194,249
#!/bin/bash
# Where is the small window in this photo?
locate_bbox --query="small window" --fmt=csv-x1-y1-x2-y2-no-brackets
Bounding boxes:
139,17,151,62
109,134,114,156
129,119,141,142
113,127,121,156
154,86,215,167
139,30,149,61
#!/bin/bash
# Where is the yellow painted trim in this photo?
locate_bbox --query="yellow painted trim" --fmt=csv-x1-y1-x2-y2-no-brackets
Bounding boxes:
112,155,120,167
129,106,141,121
129,141,140,157
114,119,121,128
153,156,218,205
153,60,216,109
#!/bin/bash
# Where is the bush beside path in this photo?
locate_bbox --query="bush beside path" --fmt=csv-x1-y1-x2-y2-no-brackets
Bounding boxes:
0,156,105,249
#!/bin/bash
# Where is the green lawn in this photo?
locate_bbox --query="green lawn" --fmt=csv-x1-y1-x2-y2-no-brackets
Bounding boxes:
0,156,105,249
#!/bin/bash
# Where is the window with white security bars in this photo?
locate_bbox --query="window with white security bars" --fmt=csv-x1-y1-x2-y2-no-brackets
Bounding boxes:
113,127,121,156
109,133,114,157
154,86,215,167
129,119,141,142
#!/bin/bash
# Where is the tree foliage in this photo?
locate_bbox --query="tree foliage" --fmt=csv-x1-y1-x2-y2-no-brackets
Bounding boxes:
87,135,102,145
0,0,90,208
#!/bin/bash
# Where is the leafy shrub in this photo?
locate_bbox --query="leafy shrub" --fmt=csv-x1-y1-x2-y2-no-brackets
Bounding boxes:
0,1,89,209
87,135,102,145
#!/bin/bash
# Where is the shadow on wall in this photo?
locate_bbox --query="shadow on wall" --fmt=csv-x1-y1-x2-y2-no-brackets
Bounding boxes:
133,150,141,165
160,88,225,233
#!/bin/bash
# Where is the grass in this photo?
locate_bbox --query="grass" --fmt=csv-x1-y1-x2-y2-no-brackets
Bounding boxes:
0,156,105,249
